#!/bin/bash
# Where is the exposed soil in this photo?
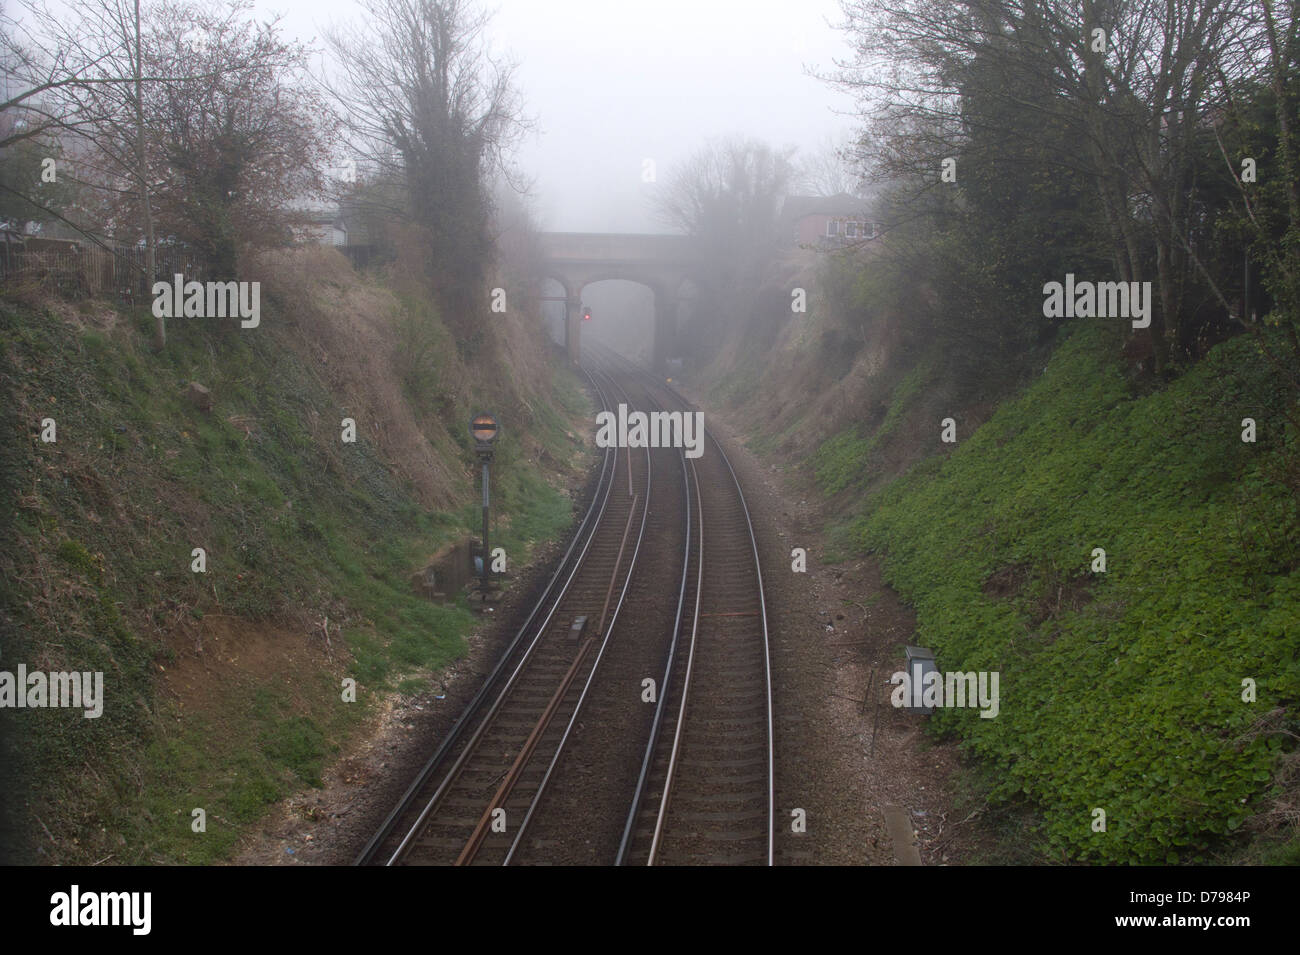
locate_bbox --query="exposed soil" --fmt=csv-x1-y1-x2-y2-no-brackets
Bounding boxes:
227,487,596,866
157,615,341,720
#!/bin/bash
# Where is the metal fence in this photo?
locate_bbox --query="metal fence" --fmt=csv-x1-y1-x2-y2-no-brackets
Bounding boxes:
1,241,381,302
0,243,205,304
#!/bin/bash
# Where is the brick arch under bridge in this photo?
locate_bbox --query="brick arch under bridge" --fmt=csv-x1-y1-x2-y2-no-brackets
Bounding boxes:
538,232,700,369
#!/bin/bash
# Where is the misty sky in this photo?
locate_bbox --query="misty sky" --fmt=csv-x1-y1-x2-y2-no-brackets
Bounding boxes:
266,0,858,233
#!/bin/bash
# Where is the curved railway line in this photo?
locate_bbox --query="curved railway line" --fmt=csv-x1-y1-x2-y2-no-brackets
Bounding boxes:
617,398,774,865
356,350,775,866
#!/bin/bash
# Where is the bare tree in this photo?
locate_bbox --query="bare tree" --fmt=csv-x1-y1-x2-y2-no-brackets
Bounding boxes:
655,136,797,245
4,0,322,345
823,0,1264,372
1,0,135,149
798,134,868,197
654,136,798,352
324,0,530,339
144,0,331,278
2,0,172,340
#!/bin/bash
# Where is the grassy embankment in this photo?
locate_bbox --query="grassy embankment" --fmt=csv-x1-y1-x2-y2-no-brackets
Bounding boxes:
0,263,592,864
808,324,1299,863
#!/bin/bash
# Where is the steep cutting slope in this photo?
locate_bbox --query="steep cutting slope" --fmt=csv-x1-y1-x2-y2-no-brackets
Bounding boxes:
696,247,1299,864
0,248,593,863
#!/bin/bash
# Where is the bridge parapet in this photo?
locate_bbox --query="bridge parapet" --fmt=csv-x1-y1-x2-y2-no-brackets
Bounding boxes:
540,232,697,267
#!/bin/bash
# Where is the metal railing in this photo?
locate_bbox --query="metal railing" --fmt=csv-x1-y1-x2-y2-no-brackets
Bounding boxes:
0,243,204,303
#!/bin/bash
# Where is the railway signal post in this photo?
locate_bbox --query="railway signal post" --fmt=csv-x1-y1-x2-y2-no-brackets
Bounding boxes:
471,412,499,592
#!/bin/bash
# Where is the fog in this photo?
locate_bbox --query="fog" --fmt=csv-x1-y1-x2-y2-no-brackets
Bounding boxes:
18,0,859,363
266,0,856,232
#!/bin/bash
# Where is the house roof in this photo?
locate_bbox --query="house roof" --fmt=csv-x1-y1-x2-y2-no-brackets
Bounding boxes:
303,212,347,228
779,193,872,222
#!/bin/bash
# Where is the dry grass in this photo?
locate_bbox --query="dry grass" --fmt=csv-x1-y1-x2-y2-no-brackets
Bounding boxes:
248,246,465,509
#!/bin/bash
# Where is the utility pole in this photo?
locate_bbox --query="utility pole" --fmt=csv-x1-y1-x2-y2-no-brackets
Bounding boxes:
134,0,158,347
470,413,499,591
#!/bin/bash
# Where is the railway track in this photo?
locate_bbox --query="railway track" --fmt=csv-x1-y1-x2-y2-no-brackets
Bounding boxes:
609,360,775,866
355,367,652,865
357,351,774,866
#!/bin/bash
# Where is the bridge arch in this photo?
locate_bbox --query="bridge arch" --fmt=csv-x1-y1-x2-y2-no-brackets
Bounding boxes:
539,232,700,369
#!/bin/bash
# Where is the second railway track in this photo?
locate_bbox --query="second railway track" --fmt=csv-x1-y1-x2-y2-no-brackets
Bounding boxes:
614,362,775,866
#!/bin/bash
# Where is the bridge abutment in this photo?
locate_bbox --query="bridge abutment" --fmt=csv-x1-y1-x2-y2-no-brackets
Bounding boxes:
565,293,583,365
652,288,676,374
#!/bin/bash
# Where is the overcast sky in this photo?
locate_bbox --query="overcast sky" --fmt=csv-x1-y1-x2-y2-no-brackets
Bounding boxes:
267,0,858,232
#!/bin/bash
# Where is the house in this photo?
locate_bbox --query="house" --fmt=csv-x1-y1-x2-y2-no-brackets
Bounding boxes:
286,194,352,247
297,209,348,246
778,193,878,247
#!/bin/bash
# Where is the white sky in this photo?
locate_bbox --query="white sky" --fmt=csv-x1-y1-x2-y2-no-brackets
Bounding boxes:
268,0,859,232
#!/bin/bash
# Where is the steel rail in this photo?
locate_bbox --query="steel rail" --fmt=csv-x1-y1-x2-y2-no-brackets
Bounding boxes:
354,367,618,866
500,388,665,865
384,370,634,865
644,455,704,865
454,633,597,865
614,447,698,865
709,426,776,866
617,359,776,866
387,370,651,866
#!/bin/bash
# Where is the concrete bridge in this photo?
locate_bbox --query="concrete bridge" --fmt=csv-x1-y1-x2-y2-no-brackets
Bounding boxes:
538,232,700,368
